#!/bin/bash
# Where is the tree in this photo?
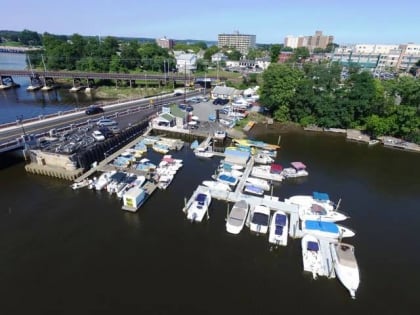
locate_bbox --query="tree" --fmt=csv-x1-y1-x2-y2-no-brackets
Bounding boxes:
291,47,310,62
259,63,303,113
226,49,242,61
203,45,220,61
120,41,140,70
270,44,281,63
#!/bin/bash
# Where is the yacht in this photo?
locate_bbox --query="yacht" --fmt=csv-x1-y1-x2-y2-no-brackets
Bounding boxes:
249,205,270,234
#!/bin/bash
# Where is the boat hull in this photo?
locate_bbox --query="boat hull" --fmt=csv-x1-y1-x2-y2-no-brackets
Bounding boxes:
330,243,360,299
301,234,323,279
226,200,249,234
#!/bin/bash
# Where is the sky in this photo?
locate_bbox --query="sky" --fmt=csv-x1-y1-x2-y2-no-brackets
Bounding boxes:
2,0,419,45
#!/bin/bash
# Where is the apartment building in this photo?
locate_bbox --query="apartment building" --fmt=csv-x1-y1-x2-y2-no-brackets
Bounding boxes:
156,37,175,49
284,31,334,51
218,32,256,55
332,43,420,71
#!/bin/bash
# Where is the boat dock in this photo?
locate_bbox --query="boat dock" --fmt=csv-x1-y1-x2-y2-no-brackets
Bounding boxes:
74,127,153,183
319,238,336,278
183,155,304,238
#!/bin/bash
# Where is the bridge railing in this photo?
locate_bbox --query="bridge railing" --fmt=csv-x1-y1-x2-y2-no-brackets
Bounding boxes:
0,101,156,152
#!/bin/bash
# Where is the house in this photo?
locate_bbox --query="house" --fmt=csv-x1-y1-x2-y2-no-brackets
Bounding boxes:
211,52,228,63
176,53,197,73
255,57,271,70
211,86,239,100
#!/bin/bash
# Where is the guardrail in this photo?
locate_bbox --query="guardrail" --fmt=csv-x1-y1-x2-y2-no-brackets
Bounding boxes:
0,102,156,153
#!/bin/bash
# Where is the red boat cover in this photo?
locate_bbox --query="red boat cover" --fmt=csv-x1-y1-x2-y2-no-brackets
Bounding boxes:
270,163,283,174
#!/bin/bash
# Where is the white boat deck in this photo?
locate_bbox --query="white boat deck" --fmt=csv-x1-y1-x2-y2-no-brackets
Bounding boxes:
182,185,211,221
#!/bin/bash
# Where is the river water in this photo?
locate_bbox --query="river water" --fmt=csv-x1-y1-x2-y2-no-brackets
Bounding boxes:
1,53,420,313
0,52,97,124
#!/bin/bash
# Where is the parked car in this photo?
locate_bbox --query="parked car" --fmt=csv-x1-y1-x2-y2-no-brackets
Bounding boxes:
108,126,121,134
178,104,187,110
85,105,104,115
98,127,114,139
92,130,105,141
96,118,117,127
186,105,194,112
213,98,229,105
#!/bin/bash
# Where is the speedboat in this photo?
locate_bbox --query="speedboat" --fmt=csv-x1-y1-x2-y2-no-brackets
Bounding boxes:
251,165,284,182
71,179,91,190
202,180,231,192
281,161,309,178
226,200,249,234
268,210,288,246
330,242,360,299
245,177,270,191
186,190,212,222
301,234,323,279
249,205,270,234
243,184,264,196
285,193,347,222
94,170,116,191
254,153,274,164
302,220,355,239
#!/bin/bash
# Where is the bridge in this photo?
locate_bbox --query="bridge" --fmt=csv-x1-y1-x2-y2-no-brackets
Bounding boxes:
0,69,224,86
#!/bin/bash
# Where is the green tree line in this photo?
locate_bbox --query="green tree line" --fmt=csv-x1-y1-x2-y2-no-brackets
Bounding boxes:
28,33,176,73
260,62,420,143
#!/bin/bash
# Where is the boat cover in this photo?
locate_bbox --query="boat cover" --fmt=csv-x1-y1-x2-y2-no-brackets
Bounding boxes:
291,161,306,170
307,241,319,251
313,191,330,201
270,164,283,174
196,193,207,206
219,174,236,183
275,213,287,226
305,220,339,234
275,225,284,235
245,184,263,194
252,212,269,225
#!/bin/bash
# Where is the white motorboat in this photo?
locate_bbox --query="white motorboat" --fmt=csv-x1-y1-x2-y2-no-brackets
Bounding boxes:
249,205,271,234
281,161,308,178
245,177,270,191
301,234,324,279
254,153,274,164
71,179,91,190
251,165,284,182
302,220,355,239
186,189,212,222
195,150,214,158
285,193,347,222
157,174,174,190
268,210,288,246
226,200,249,234
330,242,360,299
94,170,116,191
202,180,231,192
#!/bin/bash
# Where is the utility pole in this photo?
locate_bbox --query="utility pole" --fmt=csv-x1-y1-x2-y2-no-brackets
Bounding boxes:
184,60,187,103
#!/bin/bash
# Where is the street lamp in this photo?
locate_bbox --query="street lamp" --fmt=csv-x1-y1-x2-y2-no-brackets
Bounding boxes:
16,115,27,137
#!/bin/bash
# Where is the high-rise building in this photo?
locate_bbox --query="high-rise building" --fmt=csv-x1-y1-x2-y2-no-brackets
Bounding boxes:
218,32,256,55
284,31,334,51
156,37,174,49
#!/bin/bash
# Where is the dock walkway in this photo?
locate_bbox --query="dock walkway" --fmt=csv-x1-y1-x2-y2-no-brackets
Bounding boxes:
74,127,153,183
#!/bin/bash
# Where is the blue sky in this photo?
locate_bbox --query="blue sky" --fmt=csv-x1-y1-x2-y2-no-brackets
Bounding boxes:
2,0,419,45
